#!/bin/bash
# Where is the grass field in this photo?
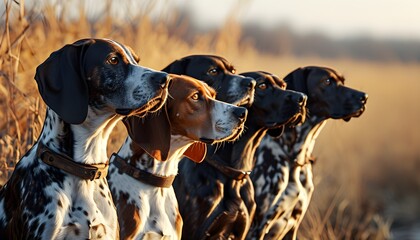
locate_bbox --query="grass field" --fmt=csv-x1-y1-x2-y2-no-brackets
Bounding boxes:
1,1,419,239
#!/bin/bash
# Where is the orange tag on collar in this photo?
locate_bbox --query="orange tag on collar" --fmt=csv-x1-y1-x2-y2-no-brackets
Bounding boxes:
183,142,207,163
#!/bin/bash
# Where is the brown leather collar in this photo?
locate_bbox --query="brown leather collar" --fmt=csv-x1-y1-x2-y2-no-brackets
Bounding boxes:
205,157,251,181
36,142,109,181
111,153,175,188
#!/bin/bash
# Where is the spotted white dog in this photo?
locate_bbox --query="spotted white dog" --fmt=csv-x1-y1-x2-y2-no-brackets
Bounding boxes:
0,38,170,239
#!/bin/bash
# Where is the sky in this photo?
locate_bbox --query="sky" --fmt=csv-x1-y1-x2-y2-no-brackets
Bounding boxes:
173,0,420,40
4,0,420,41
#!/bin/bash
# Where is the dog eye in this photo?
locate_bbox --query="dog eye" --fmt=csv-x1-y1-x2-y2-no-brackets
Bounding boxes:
258,83,267,90
323,78,331,85
107,56,119,65
208,68,218,76
191,93,199,101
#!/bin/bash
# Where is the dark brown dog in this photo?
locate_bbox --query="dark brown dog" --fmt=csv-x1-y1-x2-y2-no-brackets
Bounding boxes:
162,55,255,106
173,71,307,240
249,66,368,240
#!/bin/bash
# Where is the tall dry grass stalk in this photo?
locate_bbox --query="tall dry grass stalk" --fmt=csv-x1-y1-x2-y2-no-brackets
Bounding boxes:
3,0,418,239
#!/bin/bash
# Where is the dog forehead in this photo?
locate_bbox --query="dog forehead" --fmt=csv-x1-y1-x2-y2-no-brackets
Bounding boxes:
212,56,236,72
311,67,345,84
251,72,283,88
264,73,284,88
326,68,345,84
170,75,215,97
83,39,133,64
190,55,227,69
212,55,232,68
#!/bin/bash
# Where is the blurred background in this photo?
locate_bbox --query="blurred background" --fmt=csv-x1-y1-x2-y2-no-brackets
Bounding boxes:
1,0,419,239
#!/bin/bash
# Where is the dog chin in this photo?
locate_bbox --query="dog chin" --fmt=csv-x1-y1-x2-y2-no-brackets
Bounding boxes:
342,106,366,122
226,125,245,142
127,91,168,117
232,93,254,107
208,125,245,144
290,113,306,126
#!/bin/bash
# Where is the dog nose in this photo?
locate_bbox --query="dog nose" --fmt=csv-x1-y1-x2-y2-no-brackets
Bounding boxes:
297,93,307,106
233,107,248,121
151,72,171,89
359,93,368,103
288,91,307,106
242,77,256,90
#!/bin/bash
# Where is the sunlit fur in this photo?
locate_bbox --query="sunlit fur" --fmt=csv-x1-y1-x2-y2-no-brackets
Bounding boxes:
249,66,367,240
0,39,170,239
108,75,246,239
173,71,306,240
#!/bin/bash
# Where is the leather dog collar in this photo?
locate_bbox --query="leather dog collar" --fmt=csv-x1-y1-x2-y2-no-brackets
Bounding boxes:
111,153,175,188
205,157,251,181
36,142,109,181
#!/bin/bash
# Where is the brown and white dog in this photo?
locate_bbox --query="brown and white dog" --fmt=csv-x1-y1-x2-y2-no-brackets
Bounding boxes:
249,66,368,240
0,38,170,239
108,75,248,239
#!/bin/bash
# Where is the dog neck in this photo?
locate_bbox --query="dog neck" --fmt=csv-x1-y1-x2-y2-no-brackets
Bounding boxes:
264,116,328,165
38,108,121,165
208,123,267,173
118,135,195,177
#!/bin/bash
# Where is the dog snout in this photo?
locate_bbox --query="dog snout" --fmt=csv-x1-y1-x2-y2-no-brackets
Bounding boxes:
233,107,248,122
150,72,171,89
288,91,307,106
242,77,256,90
297,93,307,106
357,92,368,104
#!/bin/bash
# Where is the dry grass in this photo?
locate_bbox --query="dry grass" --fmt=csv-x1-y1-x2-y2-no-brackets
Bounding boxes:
2,1,419,239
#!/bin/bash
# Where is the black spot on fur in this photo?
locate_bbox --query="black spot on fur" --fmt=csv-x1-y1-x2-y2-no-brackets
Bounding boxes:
38,223,45,235
29,219,39,234
291,208,302,218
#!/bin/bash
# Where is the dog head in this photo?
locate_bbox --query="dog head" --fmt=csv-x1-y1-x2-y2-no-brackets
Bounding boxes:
123,75,247,162
284,66,368,121
162,55,255,106
240,71,307,138
35,38,171,124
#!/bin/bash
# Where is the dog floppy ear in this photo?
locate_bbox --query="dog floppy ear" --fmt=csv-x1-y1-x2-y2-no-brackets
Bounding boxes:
183,142,207,163
34,39,93,124
284,67,310,94
162,58,190,74
123,109,171,161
